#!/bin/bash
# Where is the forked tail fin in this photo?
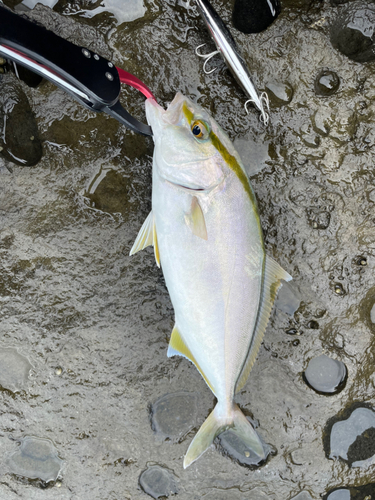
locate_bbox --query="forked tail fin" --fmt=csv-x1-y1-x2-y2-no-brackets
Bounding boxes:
183,403,265,468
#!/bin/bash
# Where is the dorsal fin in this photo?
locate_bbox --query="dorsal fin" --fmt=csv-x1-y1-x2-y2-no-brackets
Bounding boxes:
235,255,292,393
129,210,160,268
167,325,216,395
184,196,208,240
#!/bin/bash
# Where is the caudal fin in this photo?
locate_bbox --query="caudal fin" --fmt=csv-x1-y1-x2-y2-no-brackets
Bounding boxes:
183,403,265,468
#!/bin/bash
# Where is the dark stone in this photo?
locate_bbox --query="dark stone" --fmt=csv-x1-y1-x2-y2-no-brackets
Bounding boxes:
330,6,375,63
232,0,281,34
314,70,340,97
139,465,178,499
303,354,347,394
0,76,42,167
347,426,375,466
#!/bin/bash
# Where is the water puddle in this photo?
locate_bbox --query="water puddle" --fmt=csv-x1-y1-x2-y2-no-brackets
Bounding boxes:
303,354,347,395
0,347,32,393
324,484,375,500
19,0,146,24
6,436,63,483
139,465,178,499
325,405,375,467
150,392,198,443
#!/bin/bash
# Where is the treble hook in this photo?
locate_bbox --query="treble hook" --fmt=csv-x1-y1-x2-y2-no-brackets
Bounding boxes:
245,91,270,126
195,43,220,75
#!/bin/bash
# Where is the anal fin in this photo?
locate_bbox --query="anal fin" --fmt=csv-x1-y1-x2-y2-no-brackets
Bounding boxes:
168,325,215,395
235,255,292,393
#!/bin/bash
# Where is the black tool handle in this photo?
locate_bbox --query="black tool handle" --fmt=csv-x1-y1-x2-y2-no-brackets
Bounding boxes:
0,4,120,108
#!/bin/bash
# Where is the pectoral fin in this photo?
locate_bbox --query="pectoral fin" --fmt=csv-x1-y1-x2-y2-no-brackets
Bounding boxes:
185,196,207,240
235,255,292,393
167,325,215,395
129,210,160,268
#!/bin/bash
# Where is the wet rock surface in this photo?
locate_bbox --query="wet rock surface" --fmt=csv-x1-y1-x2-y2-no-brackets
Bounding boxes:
0,0,375,498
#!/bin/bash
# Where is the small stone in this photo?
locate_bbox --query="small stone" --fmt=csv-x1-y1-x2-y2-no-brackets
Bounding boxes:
314,70,340,97
232,0,281,34
334,284,345,295
325,490,350,500
55,367,63,376
303,354,347,394
139,465,178,499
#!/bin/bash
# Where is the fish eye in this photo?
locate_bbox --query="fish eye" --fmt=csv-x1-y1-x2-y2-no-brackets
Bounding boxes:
191,120,209,140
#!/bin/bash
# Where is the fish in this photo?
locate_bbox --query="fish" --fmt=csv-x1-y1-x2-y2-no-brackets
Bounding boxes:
194,0,270,125
130,93,291,467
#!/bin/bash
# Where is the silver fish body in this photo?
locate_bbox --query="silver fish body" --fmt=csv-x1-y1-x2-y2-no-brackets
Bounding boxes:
195,0,270,125
130,93,291,467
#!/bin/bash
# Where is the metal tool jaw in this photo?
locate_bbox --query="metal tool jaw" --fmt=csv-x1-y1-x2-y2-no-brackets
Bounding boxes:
0,4,153,136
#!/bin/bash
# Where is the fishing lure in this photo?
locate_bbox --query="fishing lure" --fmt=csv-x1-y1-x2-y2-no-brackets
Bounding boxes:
195,0,270,125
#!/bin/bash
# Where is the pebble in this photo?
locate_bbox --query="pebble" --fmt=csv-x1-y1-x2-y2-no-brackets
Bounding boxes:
325,489,350,500
314,70,340,97
150,392,198,442
6,436,63,483
330,407,375,466
139,465,178,499
265,81,294,106
232,0,281,34
303,354,347,394
330,6,375,62
0,347,32,393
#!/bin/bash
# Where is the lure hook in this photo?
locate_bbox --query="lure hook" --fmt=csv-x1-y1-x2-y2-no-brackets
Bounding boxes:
245,91,270,126
195,43,220,75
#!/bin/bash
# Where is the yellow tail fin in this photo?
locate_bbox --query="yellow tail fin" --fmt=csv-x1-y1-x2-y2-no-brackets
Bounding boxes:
183,403,265,468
